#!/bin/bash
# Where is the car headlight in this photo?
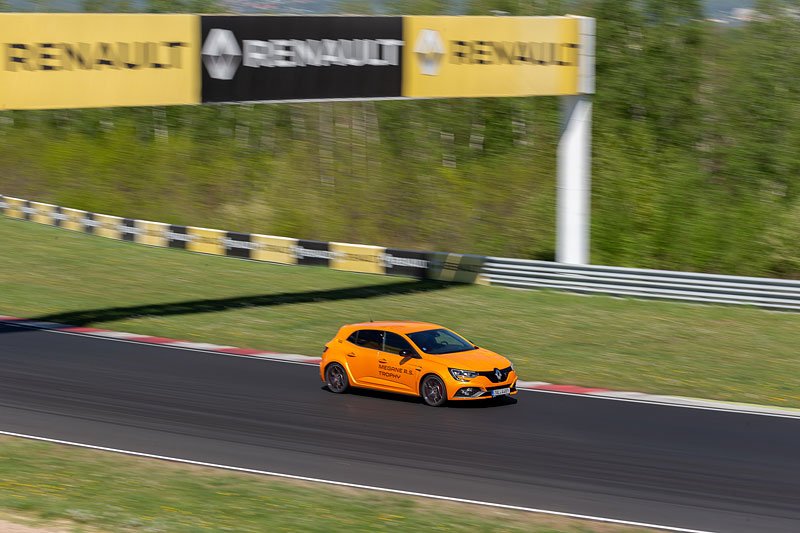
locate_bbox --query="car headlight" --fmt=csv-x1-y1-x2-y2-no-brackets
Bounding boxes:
449,368,479,381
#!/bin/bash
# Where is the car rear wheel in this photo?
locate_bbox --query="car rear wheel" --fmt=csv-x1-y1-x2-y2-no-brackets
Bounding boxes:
325,363,350,393
421,375,447,407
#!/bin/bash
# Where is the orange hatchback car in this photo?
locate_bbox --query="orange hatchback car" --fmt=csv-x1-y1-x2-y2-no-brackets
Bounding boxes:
320,321,517,406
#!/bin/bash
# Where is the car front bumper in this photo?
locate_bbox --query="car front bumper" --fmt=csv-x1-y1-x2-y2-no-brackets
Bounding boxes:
446,372,518,401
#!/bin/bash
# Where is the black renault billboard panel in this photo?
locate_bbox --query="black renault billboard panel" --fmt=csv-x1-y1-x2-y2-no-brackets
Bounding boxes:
201,16,403,103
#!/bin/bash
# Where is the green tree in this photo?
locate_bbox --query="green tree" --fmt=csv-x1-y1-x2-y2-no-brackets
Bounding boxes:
384,0,451,15
82,0,134,12
703,0,800,198
590,0,705,148
29,0,53,11
148,0,223,13
639,0,705,148
336,0,376,14
466,0,567,16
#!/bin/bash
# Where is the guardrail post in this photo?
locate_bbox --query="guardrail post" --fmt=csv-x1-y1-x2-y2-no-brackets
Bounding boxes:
557,16,595,265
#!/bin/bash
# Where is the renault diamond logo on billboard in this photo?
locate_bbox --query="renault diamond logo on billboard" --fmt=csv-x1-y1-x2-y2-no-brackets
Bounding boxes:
202,28,242,80
201,16,404,103
414,29,444,76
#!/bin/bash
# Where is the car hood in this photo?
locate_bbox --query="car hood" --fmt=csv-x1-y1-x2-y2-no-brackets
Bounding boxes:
430,347,511,371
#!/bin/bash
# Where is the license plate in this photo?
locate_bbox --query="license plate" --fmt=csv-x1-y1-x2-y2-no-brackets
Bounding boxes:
491,387,511,397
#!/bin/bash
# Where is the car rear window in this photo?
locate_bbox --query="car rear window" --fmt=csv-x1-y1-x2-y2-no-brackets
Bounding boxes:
352,329,383,350
383,332,415,355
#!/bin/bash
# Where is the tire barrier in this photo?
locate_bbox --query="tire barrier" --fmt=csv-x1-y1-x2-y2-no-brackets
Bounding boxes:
5,193,797,309
0,194,486,282
426,252,487,284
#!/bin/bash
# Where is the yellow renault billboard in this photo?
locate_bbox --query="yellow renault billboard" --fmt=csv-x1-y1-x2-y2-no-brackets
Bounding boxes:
0,14,200,110
403,16,580,98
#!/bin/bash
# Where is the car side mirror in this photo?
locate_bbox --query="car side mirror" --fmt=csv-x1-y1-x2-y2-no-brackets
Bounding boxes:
399,349,418,358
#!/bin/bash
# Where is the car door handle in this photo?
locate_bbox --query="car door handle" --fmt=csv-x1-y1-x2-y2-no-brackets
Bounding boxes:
378,358,387,363
346,352,356,358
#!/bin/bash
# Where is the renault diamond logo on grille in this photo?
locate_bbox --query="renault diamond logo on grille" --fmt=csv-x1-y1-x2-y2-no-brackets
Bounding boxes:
202,29,242,80
494,368,502,381
414,29,444,76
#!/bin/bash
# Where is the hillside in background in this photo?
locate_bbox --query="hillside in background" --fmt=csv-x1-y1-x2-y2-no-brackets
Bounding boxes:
2,0,799,278
3,0,755,15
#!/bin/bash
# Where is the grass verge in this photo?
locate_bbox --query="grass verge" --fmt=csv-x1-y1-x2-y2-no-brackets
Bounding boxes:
0,437,654,533
2,217,800,408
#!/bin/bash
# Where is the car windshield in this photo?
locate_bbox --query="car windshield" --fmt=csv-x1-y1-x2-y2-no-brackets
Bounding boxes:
407,328,476,355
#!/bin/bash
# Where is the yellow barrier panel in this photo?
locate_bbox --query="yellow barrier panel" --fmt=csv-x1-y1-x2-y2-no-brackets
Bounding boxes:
251,234,298,265
30,201,56,225
426,252,486,284
402,16,579,98
0,14,200,110
330,242,386,275
135,220,168,247
60,207,86,232
94,213,123,239
4,197,25,220
187,226,225,256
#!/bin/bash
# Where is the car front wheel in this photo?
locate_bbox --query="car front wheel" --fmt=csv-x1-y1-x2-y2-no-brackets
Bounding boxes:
325,363,350,394
421,375,447,407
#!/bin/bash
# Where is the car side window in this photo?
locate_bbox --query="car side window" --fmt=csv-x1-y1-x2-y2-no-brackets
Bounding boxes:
357,329,384,350
383,332,415,356
346,331,359,346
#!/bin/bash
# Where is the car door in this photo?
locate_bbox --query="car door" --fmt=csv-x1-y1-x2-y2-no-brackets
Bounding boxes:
373,331,423,393
344,329,383,386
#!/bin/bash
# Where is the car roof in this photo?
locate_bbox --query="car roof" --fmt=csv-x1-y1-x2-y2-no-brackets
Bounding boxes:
344,321,443,335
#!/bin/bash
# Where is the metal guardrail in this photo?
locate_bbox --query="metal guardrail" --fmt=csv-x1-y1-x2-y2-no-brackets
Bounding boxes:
482,257,800,311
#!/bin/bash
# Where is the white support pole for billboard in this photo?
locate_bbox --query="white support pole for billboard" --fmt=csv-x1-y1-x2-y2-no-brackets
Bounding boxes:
557,16,595,265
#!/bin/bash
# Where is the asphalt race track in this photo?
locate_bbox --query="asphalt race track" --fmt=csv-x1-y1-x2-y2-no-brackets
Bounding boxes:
1,324,799,532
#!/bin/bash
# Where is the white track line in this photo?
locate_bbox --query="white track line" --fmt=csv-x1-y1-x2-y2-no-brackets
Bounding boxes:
4,319,800,419
520,389,800,420
166,341,237,350
0,429,714,533
88,331,146,339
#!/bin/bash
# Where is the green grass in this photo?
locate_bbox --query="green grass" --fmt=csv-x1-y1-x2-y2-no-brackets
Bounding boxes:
2,217,800,408
0,437,653,533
